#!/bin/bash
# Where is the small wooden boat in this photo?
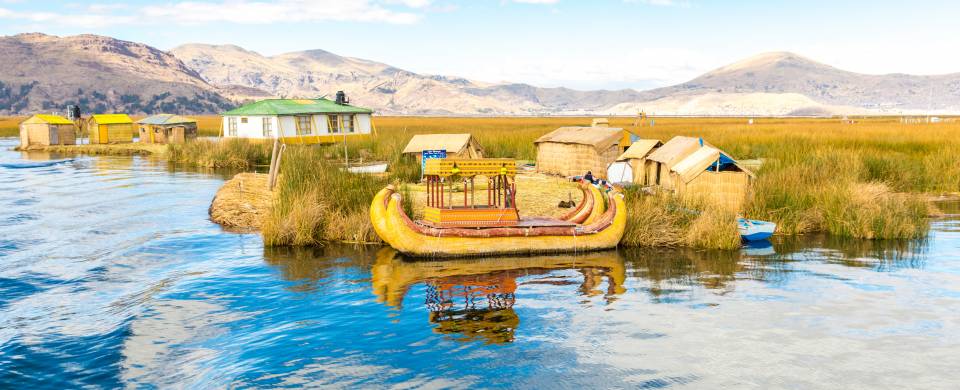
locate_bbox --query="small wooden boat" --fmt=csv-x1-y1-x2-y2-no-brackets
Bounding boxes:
370,158,626,257
738,218,776,241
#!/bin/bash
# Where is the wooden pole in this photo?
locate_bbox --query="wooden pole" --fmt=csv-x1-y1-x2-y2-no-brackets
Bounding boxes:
341,115,349,169
268,137,280,190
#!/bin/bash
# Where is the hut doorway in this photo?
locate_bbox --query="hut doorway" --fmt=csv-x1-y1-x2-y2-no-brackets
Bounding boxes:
98,125,109,144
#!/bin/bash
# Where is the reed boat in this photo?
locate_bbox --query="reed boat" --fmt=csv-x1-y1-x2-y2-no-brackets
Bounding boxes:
370,158,626,257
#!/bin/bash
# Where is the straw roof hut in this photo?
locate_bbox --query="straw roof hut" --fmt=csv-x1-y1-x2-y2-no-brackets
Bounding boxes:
19,114,76,147
535,126,622,179
402,133,484,164
87,114,134,144
137,114,198,144
648,136,755,211
646,136,703,189
606,139,662,184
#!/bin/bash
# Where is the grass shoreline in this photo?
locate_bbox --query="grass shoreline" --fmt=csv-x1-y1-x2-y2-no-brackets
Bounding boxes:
6,115,955,249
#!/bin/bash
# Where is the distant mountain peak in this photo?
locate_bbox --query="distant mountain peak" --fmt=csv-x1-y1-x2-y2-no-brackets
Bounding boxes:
706,51,829,75
3,32,960,115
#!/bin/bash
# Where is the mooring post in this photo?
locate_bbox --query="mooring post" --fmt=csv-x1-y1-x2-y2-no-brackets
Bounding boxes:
270,145,286,190
268,137,280,190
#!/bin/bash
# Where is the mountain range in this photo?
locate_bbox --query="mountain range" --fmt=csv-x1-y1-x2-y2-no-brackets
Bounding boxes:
2,33,959,116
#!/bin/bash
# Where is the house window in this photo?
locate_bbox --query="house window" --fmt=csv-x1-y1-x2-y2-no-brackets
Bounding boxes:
327,115,339,134
240,117,248,124
262,117,273,137
228,117,238,136
342,114,354,133
296,115,312,135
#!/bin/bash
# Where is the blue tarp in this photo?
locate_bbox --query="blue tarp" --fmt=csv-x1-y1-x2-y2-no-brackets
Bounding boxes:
706,153,738,172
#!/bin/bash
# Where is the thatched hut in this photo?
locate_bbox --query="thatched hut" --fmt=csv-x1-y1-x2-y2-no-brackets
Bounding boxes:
88,114,134,144
606,139,662,184
535,126,622,179
137,114,198,144
669,145,754,211
19,114,76,147
645,136,702,189
401,133,484,165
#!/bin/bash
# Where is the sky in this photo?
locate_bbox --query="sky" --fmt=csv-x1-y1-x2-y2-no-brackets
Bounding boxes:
0,0,957,91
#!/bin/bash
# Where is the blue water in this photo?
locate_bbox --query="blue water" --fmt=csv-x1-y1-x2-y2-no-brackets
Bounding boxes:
1,138,959,389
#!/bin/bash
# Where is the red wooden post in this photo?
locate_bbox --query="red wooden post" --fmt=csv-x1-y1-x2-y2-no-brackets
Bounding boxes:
463,178,468,207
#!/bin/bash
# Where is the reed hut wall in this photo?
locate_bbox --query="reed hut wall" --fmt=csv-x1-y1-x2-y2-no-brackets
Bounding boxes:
536,142,620,179
139,124,198,144
19,123,76,146
90,123,133,144
674,171,751,212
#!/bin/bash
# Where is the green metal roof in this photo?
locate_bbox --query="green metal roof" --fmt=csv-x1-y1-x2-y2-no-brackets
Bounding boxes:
91,114,133,125
137,114,196,125
223,98,373,116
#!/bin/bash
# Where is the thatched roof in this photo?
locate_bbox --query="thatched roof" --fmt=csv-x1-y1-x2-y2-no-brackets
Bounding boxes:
647,136,702,166
534,127,622,150
617,139,662,161
671,145,755,183
402,133,483,155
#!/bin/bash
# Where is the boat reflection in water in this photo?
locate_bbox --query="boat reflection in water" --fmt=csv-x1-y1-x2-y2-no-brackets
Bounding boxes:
371,248,626,343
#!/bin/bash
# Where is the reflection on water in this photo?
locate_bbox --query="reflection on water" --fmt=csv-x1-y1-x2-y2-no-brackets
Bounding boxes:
372,248,626,344
3,137,960,388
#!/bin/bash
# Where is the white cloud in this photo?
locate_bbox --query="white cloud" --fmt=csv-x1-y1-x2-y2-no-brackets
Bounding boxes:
512,0,560,4
625,0,691,7
0,6,135,27
0,0,426,28
384,0,433,8
141,0,422,25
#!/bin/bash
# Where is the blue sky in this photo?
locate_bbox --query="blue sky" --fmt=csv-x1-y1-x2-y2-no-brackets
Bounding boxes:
0,0,956,90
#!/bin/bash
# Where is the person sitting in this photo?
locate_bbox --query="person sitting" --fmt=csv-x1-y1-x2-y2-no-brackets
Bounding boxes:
583,171,595,184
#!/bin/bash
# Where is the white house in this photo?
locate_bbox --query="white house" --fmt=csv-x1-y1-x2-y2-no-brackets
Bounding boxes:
221,94,374,144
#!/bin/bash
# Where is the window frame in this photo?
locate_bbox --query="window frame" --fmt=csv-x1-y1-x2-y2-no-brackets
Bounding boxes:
228,117,238,136
327,115,339,134
295,115,313,136
341,114,354,133
262,117,273,137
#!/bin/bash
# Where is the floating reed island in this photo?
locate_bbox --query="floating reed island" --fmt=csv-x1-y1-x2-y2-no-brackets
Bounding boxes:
7,103,955,250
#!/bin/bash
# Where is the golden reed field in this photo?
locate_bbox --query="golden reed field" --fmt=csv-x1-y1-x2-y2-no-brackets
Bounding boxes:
4,115,958,248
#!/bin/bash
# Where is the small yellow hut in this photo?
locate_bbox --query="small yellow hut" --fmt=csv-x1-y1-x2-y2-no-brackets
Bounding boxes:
137,114,198,144
535,126,622,179
19,114,76,147
88,114,134,144
401,133,485,165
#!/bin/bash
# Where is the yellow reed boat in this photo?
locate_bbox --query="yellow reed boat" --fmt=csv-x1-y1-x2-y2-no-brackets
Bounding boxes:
370,158,626,257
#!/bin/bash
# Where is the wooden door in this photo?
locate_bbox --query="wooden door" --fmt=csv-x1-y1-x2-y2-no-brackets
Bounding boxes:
49,126,59,145
98,125,108,144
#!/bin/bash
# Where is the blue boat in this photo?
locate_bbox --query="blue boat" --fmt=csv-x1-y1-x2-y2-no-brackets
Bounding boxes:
738,218,776,241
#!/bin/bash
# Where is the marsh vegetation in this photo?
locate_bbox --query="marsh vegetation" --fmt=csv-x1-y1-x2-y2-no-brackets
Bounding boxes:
4,115,955,248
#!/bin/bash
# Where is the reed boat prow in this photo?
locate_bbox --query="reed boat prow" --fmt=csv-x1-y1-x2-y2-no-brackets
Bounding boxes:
370,183,626,258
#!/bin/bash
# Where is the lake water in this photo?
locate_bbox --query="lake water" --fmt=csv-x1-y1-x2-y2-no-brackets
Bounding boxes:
1,138,958,389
